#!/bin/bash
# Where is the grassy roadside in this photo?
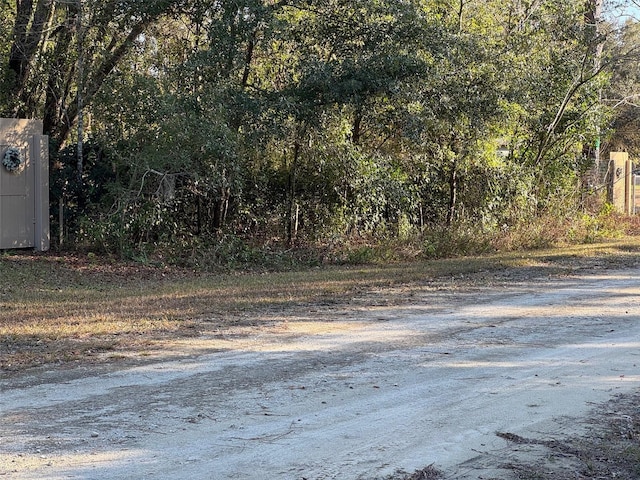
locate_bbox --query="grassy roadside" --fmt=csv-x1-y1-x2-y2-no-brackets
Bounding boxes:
1,237,640,373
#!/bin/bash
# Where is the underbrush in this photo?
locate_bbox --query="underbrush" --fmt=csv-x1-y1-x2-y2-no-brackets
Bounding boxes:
326,206,634,265
66,206,637,269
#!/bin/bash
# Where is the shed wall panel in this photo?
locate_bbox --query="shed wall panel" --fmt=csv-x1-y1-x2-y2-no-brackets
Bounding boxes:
0,119,45,250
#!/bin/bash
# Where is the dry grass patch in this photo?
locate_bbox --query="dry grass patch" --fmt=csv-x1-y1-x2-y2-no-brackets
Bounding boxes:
1,237,640,373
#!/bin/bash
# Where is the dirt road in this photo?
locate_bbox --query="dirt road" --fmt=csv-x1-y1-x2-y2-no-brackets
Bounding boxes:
1,267,640,479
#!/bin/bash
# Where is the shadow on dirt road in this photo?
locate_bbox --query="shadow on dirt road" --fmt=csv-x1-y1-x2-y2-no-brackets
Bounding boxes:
2,261,640,479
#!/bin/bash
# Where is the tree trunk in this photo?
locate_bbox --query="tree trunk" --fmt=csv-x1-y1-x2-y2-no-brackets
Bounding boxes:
241,31,256,89
76,0,85,185
8,0,54,116
446,158,458,226
43,11,75,140
351,106,363,145
287,138,301,246
212,187,230,231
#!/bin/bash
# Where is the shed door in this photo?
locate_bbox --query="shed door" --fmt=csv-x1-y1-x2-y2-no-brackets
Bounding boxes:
0,145,34,249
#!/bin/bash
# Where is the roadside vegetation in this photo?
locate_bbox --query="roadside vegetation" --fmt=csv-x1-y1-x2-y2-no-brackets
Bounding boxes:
2,226,640,373
2,1,640,265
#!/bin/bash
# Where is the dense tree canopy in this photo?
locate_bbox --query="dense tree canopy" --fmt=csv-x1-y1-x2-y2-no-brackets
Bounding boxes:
1,0,639,261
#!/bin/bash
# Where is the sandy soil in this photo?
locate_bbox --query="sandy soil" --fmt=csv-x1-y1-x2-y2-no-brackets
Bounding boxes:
1,266,640,479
